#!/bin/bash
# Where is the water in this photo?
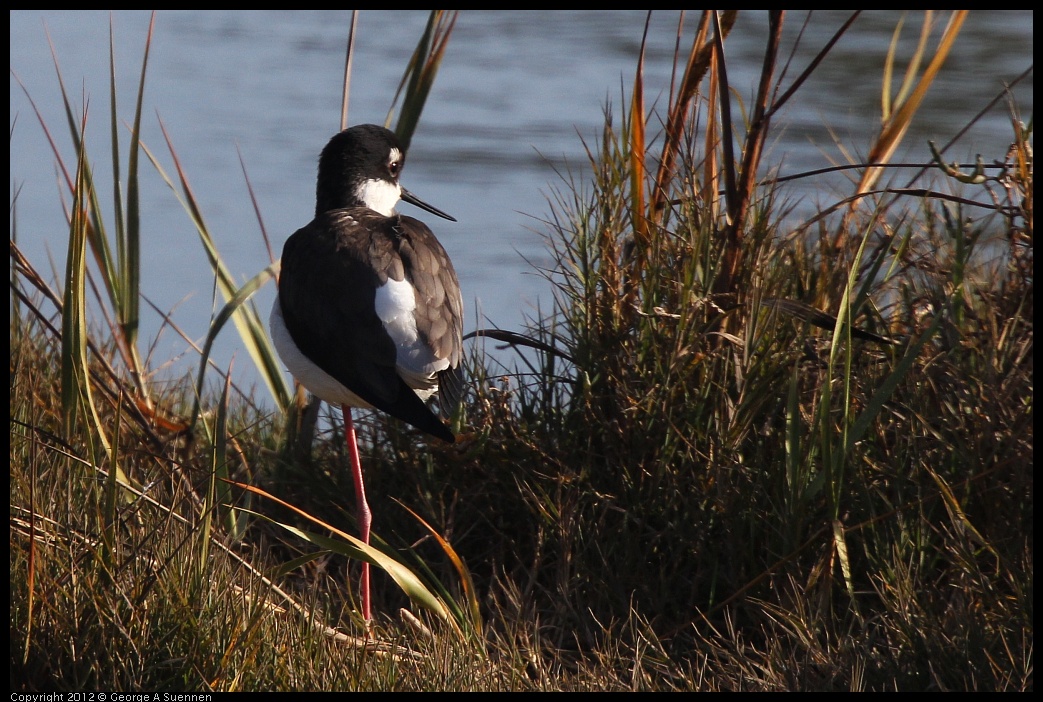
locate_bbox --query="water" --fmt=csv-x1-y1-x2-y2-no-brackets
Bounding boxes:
10,10,1033,403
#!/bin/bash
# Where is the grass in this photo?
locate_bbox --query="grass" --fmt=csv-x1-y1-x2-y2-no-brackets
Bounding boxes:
10,10,1033,691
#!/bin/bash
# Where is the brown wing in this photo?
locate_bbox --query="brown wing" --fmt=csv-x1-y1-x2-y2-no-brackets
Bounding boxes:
394,214,465,415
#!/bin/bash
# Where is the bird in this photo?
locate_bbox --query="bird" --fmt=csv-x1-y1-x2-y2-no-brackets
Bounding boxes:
269,124,464,624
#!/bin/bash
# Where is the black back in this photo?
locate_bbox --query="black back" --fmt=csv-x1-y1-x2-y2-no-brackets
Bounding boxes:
278,208,463,443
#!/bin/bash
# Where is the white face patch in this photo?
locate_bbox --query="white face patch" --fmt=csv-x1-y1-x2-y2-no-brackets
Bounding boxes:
355,178,402,216
353,147,404,216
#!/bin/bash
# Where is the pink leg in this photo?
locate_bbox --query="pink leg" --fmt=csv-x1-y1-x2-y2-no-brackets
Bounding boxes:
343,405,372,623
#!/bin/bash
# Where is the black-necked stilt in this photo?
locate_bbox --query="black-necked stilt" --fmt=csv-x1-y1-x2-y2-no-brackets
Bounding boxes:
270,124,463,623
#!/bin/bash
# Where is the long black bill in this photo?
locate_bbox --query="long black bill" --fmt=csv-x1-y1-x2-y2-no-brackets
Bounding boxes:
401,187,457,222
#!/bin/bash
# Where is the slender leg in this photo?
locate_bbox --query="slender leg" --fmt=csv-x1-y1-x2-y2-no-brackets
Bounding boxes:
343,405,372,623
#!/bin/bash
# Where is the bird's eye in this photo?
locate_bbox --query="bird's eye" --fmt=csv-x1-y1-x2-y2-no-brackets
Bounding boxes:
389,159,402,178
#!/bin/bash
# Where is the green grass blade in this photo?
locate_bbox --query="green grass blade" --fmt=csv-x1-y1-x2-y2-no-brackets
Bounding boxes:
62,116,119,479
110,12,155,396
35,21,154,401
61,128,90,437
188,261,283,431
140,128,292,413
397,500,483,640
388,10,458,150
232,482,456,627
843,312,943,457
